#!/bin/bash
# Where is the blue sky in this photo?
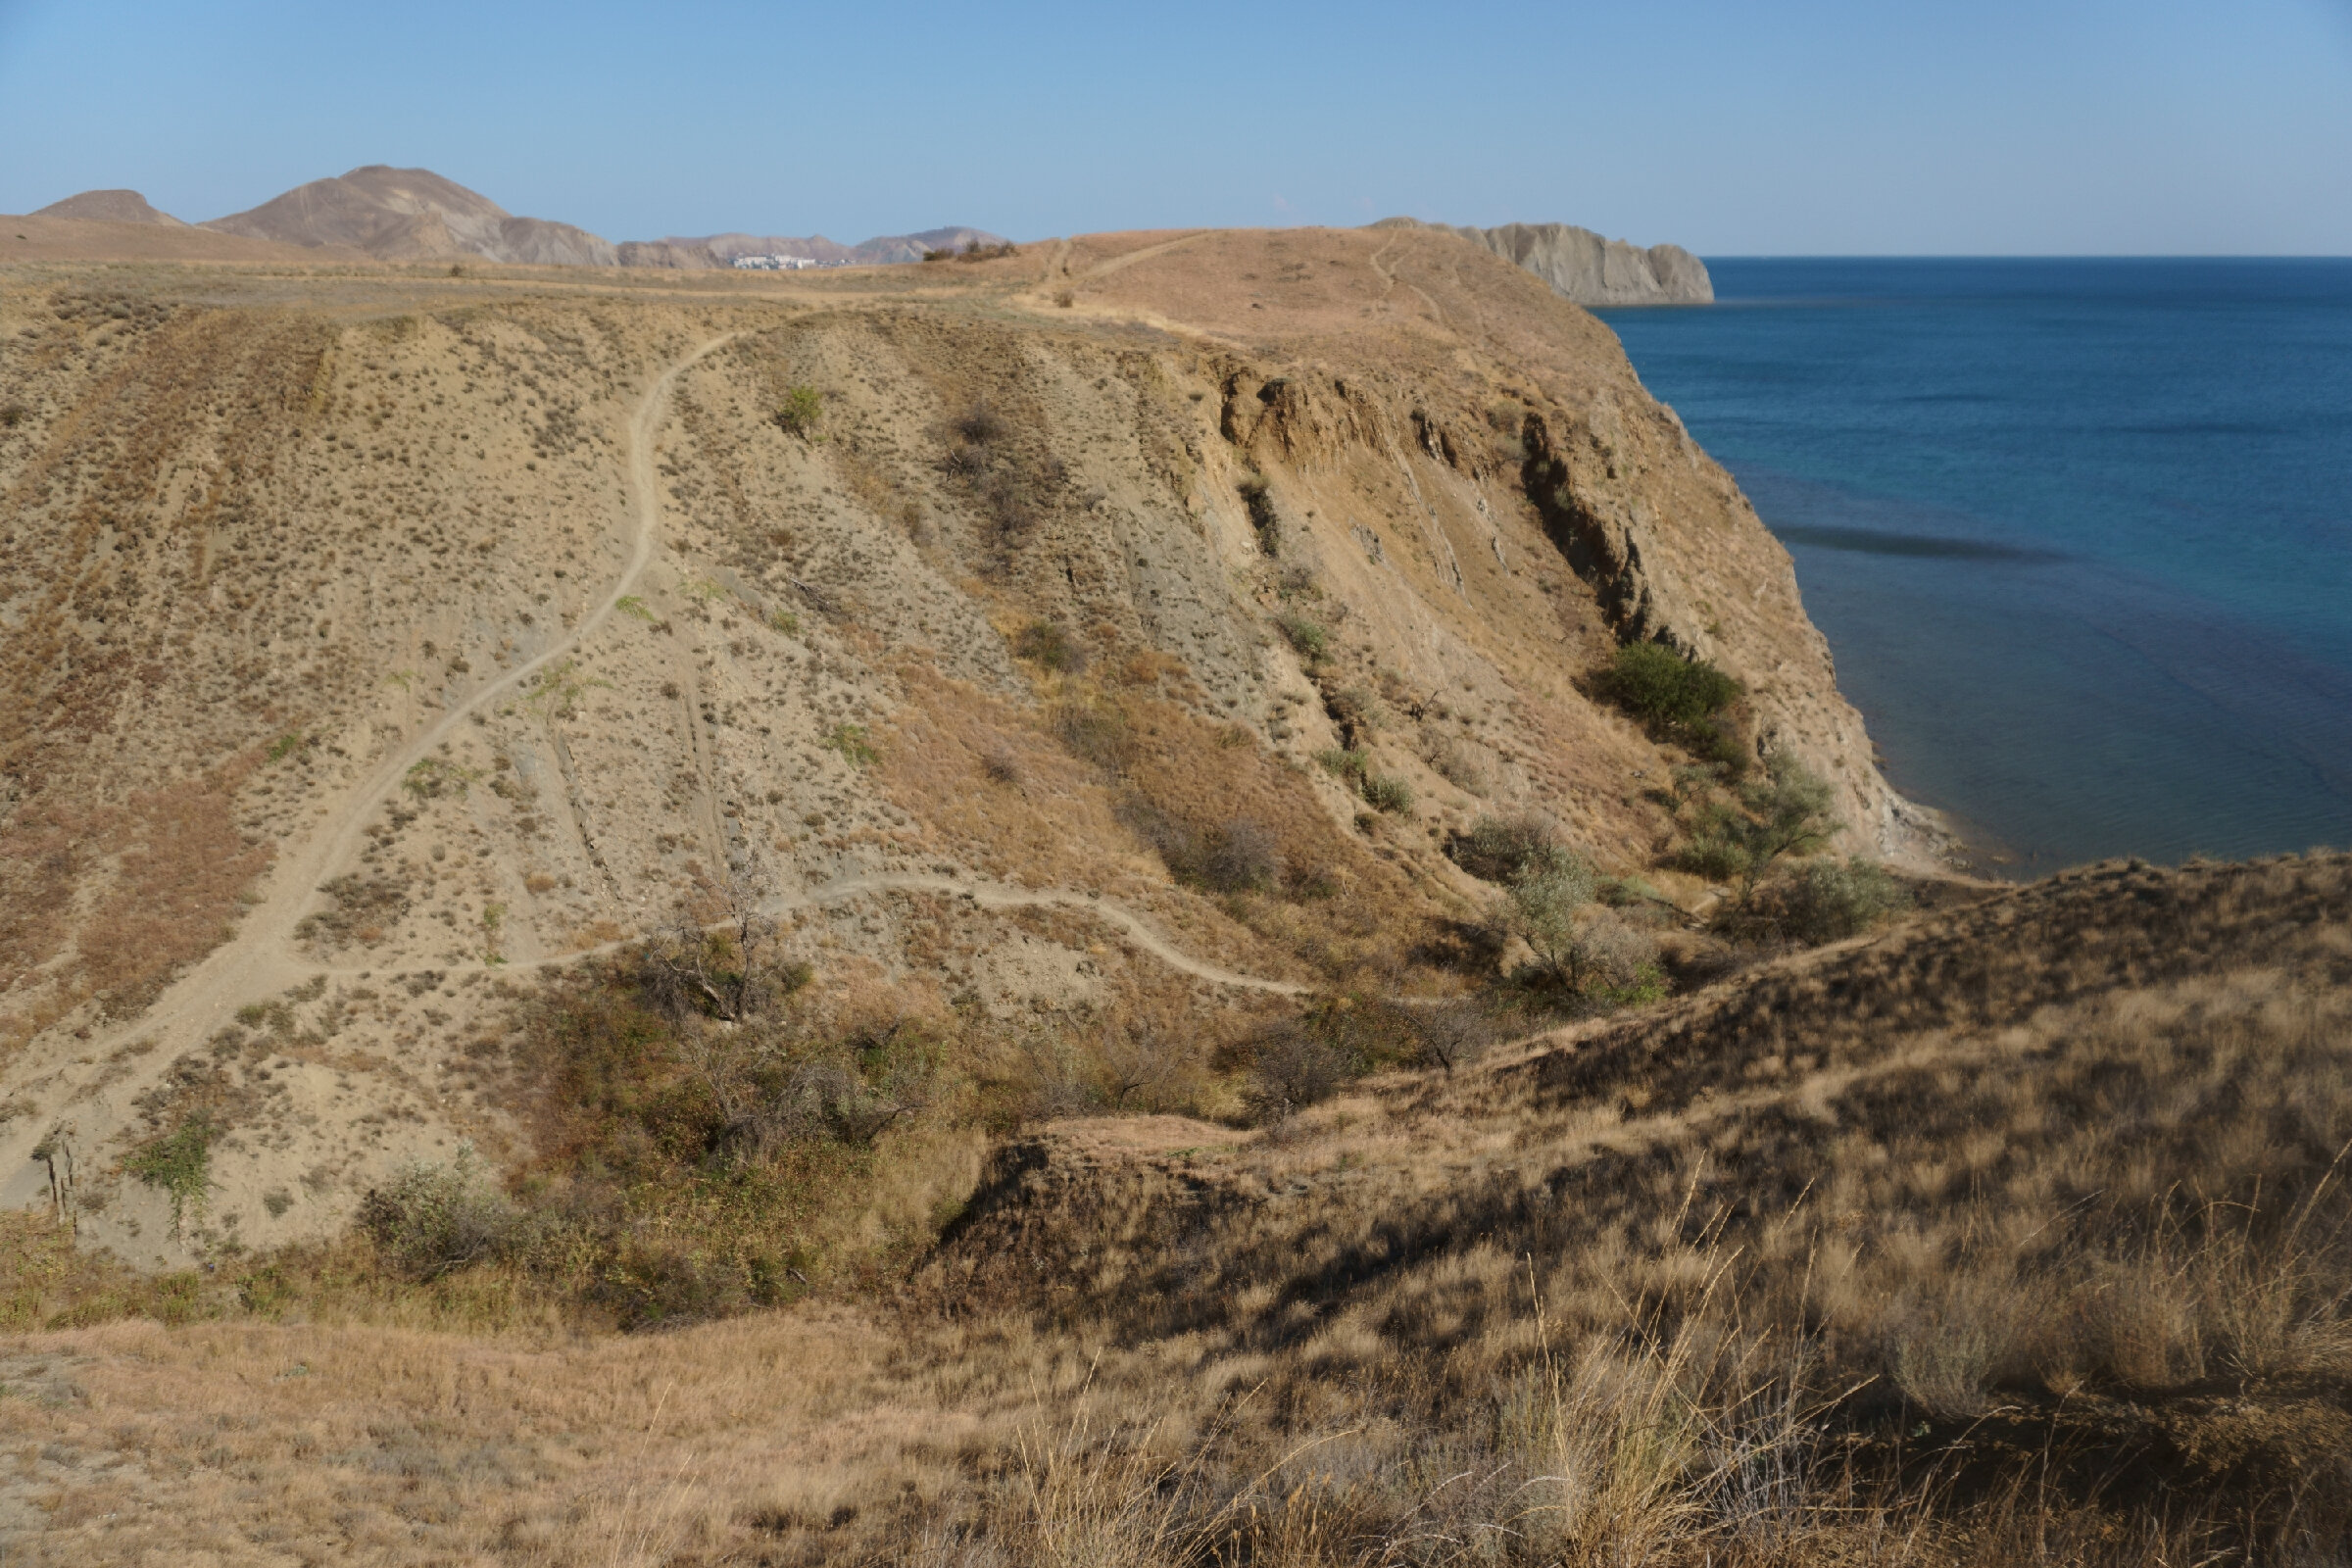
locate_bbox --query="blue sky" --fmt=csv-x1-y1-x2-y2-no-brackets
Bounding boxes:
3,0,2347,253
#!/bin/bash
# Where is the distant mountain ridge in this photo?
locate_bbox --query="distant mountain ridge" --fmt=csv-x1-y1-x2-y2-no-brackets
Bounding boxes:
1374,218,1712,305
26,167,1003,270
669,226,1008,267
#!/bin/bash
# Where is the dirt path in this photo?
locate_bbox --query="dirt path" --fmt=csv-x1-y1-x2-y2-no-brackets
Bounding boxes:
2,329,1318,1208
0,336,736,1188
299,873,1315,997
1075,230,1215,281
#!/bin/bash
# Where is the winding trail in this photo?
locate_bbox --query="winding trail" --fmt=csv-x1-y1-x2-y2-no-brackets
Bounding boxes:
0,338,736,1190
3,331,1316,1200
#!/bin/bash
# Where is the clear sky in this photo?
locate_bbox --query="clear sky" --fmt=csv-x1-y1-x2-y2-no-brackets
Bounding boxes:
3,0,2347,254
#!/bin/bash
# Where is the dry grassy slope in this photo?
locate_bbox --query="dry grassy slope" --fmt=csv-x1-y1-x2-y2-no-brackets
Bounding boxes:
926,854,2352,1510
0,231,1919,1269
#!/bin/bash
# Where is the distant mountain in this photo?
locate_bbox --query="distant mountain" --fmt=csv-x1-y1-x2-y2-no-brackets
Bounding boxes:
1373,218,1712,306
666,225,1009,267
184,166,1001,271
32,189,185,225
203,166,617,267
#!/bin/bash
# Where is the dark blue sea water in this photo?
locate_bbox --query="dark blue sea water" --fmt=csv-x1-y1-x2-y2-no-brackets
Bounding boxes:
1597,260,2352,876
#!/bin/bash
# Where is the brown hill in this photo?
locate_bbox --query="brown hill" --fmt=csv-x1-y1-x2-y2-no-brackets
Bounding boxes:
0,228,2332,1567
203,164,619,265
0,213,357,266
0,222,1937,1274
30,188,184,224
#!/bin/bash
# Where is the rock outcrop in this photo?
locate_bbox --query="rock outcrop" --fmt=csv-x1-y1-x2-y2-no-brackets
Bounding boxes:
1377,217,1712,306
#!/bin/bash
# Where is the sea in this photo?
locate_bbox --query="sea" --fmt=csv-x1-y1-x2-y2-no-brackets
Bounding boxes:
1596,259,2352,877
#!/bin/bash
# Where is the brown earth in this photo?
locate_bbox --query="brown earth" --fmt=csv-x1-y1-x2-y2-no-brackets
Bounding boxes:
0,224,1945,1272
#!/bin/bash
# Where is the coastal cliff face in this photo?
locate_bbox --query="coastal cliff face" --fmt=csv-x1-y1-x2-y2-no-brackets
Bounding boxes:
1376,217,1715,306
0,222,1909,1261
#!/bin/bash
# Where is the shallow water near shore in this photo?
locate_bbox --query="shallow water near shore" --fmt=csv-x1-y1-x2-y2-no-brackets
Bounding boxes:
1600,258,2352,876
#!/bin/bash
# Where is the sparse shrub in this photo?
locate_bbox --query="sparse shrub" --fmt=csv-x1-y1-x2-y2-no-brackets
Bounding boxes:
769,609,801,635
774,384,823,439
358,1148,523,1282
1054,289,1075,308
1053,701,1134,772
1504,850,1600,983
123,1116,219,1233
1451,811,1558,883
0,404,26,428
1314,747,1369,784
955,400,1009,446
1424,734,1489,795
1604,642,1742,738
1013,619,1085,673
402,757,477,799
1195,817,1282,893
1325,683,1382,738
1769,855,1909,944
1238,472,1281,554
1275,610,1328,662
1122,799,1282,894
1360,772,1413,814
821,723,878,767
982,746,1023,785
1241,1027,1350,1123
1680,754,1838,900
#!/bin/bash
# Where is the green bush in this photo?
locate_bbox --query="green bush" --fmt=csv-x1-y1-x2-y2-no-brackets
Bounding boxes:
1275,611,1328,662
123,1116,218,1232
775,385,823,438
1676,755,1840,899
1360,773,1413,814
821,724,878,767
1315,747,1370,783
1605,642,1742,731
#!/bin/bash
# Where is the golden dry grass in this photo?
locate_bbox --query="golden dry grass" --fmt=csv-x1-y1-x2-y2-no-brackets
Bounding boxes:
0,854,2343,1564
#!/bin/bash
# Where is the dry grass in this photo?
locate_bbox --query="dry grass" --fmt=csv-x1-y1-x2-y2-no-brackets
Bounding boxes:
2,855,2345,1562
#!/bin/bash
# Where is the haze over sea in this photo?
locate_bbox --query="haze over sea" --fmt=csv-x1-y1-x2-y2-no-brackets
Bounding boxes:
1599,259,2352,876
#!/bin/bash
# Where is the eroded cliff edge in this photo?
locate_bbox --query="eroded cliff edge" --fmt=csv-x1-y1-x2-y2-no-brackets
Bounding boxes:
1374,216,1714,306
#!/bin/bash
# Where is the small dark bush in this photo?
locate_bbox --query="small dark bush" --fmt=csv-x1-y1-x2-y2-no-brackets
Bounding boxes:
1238,473,1281,554
1766,856,1910,944
1195,818,1282,893
1123,800,1282,893
1242,1028,1350,1122
1013,620,1085,673
955,401,1009,446
0,404,25,428
1053,702,1135,772
359,1150,523,1282
1449,812,1558,883
1605,643,1742,732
